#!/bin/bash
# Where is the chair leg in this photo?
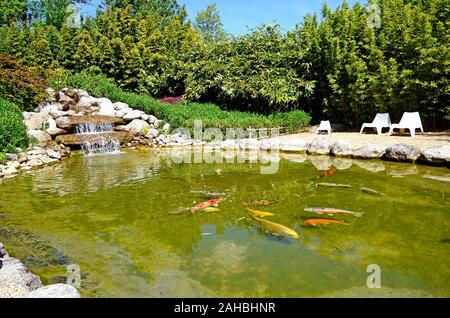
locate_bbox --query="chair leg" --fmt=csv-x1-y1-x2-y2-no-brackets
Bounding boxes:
410,128,415,138
376,127,381,135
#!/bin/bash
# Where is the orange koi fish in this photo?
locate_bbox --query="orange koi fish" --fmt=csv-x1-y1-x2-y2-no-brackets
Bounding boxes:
304,208,363,217
191,198,223,213
304,219,347,226
316,169,337,179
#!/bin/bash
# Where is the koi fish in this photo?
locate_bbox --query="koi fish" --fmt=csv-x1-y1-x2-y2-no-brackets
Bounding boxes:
304,207,363,217
249,214,299,239
191,198,223,213
304,219,348,226
317,183,352,188
241,200,274,207
199,207,220,213
246,208,275,218
316,169,337,179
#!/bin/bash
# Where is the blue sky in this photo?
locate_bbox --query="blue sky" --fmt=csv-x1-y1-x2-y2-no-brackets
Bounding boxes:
81,0,363,34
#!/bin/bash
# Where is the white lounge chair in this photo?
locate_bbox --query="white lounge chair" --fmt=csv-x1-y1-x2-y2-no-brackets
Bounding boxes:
316,121,332,135
388,112,424,137
360,113,391,135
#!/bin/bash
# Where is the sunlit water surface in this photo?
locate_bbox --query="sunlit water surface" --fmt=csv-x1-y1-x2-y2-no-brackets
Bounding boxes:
0,149,449,297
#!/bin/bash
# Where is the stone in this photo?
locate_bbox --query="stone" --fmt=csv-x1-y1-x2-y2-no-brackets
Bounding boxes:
154,119,162,129
65,88,77,98
114,125,130,132
18,156,28,164
56,132,133,148
126,119,150,134
0,243,43,298
45,117,59,136
26,158,43,167
419,146,450,166
49,110,71,119
75,89,89,101
24,115,44,131
123,110,144,121
39,104,59,113
162,123,171,133
27,130,52,147
114,102,129,111
307,137,332,155
1,165,17,176
56,115,124,132
141,114,150,121
77,96,95,108
5,153,18,161
352,145,387,159
22,112,32,121
98,100,116,116
115,108,131,118
148,115,158,124
25,284,80,298
281,139,308,152
330,139,353,157
384,144,421,162
6,161,20,169
46,149,61,160
145,128,159,139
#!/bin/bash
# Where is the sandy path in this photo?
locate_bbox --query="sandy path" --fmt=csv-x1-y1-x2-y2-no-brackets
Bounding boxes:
274,131,450,152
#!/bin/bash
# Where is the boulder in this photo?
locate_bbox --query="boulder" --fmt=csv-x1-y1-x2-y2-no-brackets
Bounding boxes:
0,243,43,298
307,137,332,155
65,88,77,98
148,115,158,124
27,130,52,147
145,128,159,139
384,144,421,162
24,115,44,131
330,139,353,157
45,117,59,136
75,89,89,101
115,108,131,118
26,158,44,167
419,146,450,166
56,115,124,132
141,114,150,121
46,149,61,160
162,123,171,133
126,119,150,134
123,110,144,121
1,165,17,176
77,96,95,108
25,284,80,298
352,145,387,159
5,153,18,161
114,102,129,111
114,125,130,132
98,100,116,116
281,140,308,152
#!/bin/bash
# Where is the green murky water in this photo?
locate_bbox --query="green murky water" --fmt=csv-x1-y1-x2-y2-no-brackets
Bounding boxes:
0,149,449,298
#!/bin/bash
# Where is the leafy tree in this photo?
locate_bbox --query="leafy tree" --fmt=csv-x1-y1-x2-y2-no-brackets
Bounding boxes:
194,3,225,41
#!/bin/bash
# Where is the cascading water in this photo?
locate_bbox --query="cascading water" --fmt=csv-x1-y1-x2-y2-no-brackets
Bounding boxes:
74,123,122,155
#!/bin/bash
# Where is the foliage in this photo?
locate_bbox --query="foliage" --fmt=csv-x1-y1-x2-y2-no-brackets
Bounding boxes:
0,0,448,128
0,98,29,153
0,54,48,111
51,72,311,132
194,3,226,41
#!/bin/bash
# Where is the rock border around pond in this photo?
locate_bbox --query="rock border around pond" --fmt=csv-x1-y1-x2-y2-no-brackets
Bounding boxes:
0,243,80,298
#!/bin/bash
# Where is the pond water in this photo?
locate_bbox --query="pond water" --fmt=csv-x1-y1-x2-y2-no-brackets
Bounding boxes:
0,149,449,298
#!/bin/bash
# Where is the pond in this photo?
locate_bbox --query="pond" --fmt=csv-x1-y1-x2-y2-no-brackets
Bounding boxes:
0,149,449,297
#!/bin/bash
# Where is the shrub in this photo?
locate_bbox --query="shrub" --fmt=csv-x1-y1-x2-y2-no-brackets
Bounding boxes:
0,98,29,153
51,72,311,133
0,54,48,111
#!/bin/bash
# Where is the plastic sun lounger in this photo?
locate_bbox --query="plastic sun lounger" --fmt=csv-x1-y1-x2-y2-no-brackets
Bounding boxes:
316,121,332,135
388,112,424,138
360,113,392,135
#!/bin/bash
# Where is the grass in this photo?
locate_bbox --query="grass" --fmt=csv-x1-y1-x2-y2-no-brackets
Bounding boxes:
0,98,29,154
49,72,311,133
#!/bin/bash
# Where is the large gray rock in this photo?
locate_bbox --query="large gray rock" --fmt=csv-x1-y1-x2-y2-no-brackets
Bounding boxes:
45,117,59,136
98,100,116,116
145,128,159,139
330,139,353,157
0,243,43,298
115,108,131,118
148,115,158,124
77,96,95,108
280,140,307,152
25,284,80,298
384,144,421,162
24,115,45,131
126,119,150,134
123,110,144,121
27,130,52,147
113,102,129,111
352,145,387,159
307,137,332,155
419,146,450,166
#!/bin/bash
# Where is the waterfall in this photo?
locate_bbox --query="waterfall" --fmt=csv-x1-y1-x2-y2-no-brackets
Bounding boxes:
75,123,114,134
74,123,122,155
